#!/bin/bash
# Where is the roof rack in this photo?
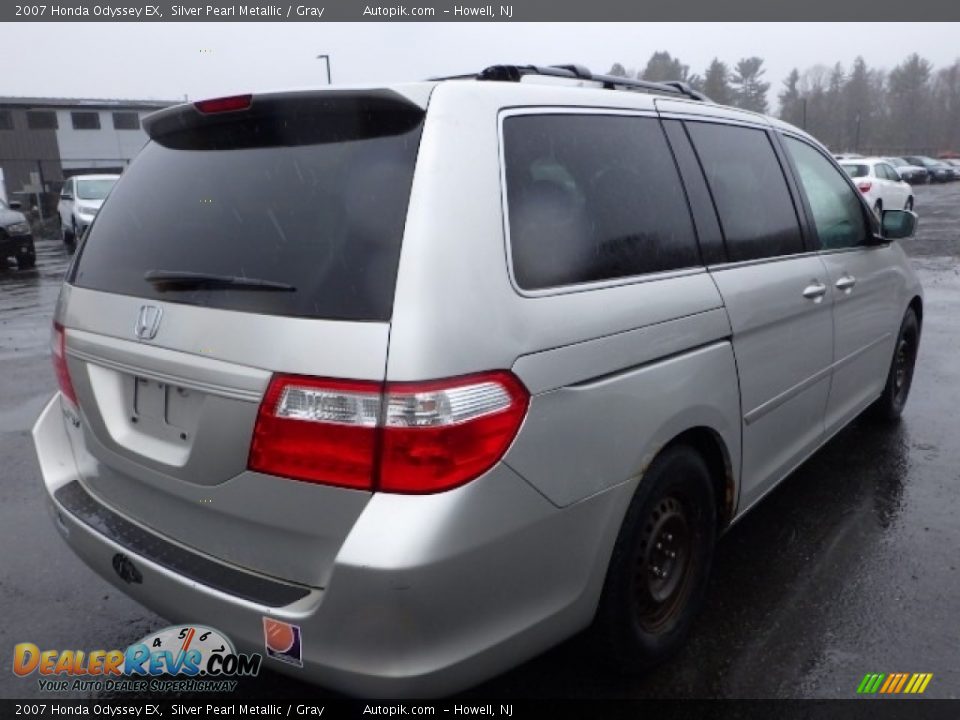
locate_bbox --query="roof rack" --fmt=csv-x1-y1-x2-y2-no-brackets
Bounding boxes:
468,64,710,102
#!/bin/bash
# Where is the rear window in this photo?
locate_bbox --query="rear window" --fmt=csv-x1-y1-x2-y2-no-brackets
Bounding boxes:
841,164,870,178
70,93,424,321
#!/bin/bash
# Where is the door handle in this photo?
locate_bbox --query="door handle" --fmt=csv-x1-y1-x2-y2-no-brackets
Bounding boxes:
802,281,828,301
835,275,857,292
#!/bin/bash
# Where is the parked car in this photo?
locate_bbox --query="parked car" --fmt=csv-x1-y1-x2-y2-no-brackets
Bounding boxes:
57,174,119,244
833,152,864,160
840,157,914,215
0,197,35,269
33,66,923,697
903,155,954,183
942,158,960,180
885,156,930,185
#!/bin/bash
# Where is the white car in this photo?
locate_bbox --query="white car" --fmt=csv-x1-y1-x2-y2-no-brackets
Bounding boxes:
57,174,120,244
839,157,913,216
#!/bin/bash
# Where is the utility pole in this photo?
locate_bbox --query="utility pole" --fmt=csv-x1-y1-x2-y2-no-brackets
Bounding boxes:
802,98,807,131
854,111,862,152
316,54,332,85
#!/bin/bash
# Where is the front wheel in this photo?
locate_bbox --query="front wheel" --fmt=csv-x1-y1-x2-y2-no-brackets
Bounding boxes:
60,217,74,245
871,308,920,422
593,444,716,672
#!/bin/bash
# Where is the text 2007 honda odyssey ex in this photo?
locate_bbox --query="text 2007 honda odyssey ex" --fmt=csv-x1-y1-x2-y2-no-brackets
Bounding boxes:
33,65,923,696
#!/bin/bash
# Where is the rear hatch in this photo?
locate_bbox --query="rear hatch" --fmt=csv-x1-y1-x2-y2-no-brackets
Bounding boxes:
56,88,427,588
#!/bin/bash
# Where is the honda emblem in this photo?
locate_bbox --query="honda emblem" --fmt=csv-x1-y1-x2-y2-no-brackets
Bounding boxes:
134,305,162,341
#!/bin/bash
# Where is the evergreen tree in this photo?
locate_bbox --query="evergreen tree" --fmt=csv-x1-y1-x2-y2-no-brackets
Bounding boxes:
642,51,690,83
703,59,734,105
731,57,770,113
779,68,803,127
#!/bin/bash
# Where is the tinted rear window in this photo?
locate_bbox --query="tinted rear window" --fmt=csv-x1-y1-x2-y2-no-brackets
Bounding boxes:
842,164,870,178
70,94,424,321
504,114,700,290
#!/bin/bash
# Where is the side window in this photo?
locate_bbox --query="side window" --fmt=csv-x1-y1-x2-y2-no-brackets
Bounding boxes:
71,111,101,130
62,179,73,197
686,122,804,262
784,137,869,251
503,114,700,290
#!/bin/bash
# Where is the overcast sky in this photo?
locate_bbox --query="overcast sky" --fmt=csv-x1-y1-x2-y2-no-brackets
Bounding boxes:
7,22,959,105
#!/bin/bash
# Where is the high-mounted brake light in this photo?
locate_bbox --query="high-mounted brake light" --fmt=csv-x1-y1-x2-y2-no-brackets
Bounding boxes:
193,94,252,114
51,322,78,406
857,181,872,193
248,371,530,494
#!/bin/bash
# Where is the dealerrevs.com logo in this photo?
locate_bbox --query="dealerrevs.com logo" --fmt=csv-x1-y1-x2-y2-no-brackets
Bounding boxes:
13,625,261,693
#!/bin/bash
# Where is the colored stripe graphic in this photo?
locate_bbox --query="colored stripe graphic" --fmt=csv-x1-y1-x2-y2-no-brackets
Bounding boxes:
857,672,932,694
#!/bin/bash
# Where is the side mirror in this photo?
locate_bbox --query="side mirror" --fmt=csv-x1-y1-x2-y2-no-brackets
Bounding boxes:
61,194,73,201
881,209,918,240
7,200,21,210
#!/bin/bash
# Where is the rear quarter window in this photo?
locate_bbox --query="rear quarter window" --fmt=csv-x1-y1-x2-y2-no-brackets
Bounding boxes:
503,114,700,290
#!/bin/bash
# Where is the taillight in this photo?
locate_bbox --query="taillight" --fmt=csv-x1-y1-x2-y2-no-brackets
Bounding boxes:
51,322,78,406
249,371,529,494
249,377,380,490
194,94,252,114
380,372,529,493
857,181,872,193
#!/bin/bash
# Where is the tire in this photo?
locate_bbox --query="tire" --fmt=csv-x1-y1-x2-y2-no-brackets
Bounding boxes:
593,444,717,672
905,197,914,211
870,309,920,422
16,252,36,270
61,217,74,245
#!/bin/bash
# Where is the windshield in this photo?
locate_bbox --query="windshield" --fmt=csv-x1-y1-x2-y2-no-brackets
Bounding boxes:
70,94,424,321
841,164,870,178
76,178,117,200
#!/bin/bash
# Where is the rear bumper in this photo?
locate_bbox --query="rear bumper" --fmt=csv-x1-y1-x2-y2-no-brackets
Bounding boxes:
32,393,626,697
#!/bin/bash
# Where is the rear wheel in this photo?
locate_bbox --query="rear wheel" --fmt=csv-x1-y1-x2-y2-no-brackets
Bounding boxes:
593,444,716,671
871,308,919,422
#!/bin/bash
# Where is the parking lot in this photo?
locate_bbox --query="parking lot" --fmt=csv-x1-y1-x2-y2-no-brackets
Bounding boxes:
1,183,958,700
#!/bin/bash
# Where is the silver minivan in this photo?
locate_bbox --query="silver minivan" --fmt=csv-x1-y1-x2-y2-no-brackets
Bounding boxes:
33,65,922,697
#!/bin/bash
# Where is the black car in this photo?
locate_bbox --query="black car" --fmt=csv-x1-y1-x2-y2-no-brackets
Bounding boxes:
904,155,955,183
0,198,36,269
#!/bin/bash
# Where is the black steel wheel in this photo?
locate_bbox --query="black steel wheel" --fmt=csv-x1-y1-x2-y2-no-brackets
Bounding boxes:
594,444,716,671
871,308,920,422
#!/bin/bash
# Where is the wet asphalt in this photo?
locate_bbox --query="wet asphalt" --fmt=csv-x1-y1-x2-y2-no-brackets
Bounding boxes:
1,185,958,700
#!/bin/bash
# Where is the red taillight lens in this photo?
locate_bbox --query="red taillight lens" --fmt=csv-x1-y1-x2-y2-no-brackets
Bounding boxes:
857,181,872,193
248,371,530,494
193,94,252,114
51,322,78,406
380,372,529,493
249,377,381,490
